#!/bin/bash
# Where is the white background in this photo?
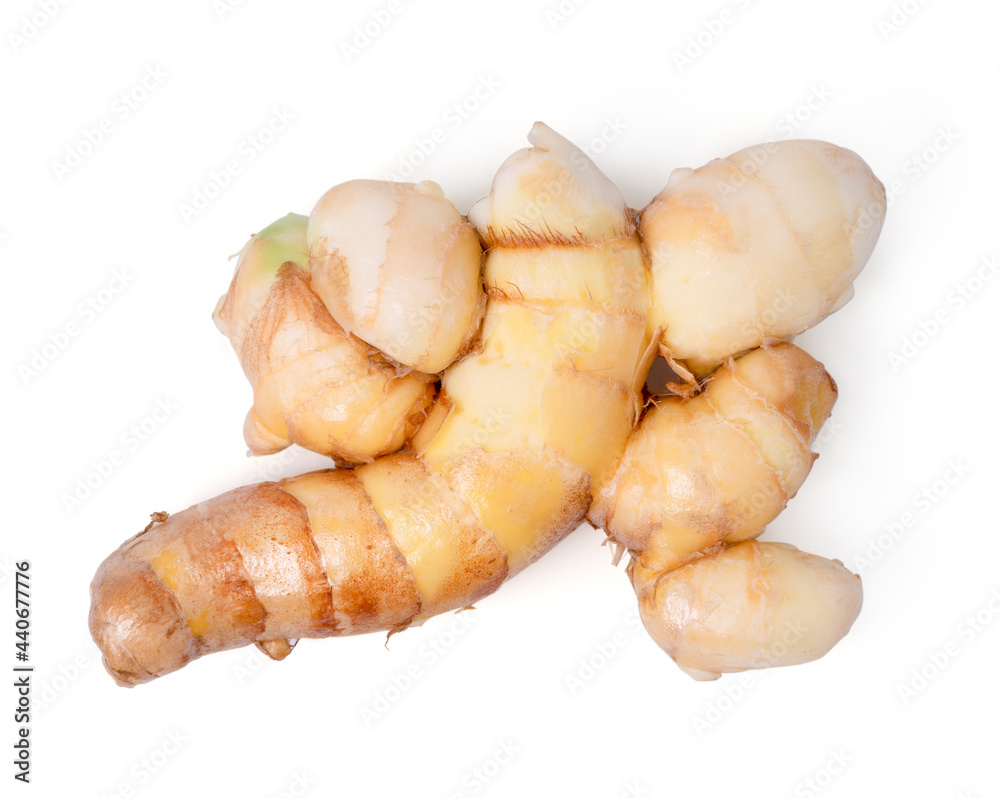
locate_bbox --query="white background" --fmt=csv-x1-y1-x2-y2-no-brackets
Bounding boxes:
3,0,998,795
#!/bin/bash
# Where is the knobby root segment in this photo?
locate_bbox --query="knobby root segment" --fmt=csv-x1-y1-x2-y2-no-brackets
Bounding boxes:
213,214,435,463
631,541,862,681
593,343,862,678
641,138,886,380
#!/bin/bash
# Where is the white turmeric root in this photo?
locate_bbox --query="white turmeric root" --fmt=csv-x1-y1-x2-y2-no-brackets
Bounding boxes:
91,122,884,686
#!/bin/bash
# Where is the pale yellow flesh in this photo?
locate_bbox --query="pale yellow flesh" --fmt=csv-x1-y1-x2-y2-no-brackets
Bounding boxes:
380,127,652,601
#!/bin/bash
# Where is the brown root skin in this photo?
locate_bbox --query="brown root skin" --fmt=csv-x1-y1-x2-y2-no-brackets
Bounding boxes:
90,557,192,687
89,452,585,686
142,512,168,533
90,482,334,687
476,221,635,250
